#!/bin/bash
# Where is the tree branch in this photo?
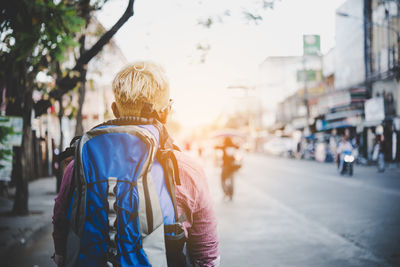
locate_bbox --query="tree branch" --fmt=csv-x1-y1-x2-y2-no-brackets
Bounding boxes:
49,0,135,101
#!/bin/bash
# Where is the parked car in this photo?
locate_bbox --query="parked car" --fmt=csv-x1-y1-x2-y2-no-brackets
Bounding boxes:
264,137,294,157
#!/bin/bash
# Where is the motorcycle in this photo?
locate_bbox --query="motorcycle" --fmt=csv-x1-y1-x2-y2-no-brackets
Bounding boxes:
339,150,354,176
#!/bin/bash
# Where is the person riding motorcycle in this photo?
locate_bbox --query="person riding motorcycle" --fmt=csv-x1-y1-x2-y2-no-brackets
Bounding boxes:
215,137,241,200
337,135,355,175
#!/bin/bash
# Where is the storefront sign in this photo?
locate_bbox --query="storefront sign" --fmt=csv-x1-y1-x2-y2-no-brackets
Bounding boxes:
319,90,351,109
296,69,317,82
0,116,23,146
364,97,385,123
316,119,326,131
303,35,321,55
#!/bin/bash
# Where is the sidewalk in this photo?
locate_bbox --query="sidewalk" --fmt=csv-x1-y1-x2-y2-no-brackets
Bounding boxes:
0,177,56,261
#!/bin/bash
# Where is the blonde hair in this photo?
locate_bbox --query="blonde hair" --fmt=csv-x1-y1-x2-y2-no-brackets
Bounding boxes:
112,61,170,117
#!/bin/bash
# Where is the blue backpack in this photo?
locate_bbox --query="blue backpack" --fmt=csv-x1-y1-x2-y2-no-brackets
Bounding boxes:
63,117,186,267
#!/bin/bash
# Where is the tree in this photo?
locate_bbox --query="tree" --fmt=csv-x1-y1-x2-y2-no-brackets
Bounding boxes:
31,0,135,141
0,0,83,214
1,0,136,213
72,1,112,136
35,0,135,115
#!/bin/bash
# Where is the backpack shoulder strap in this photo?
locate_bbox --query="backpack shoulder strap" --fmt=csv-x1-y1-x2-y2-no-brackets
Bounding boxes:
57,135,81,204
58,135,83,235
58,136,81,163
152,121,183,222
152,120,181,183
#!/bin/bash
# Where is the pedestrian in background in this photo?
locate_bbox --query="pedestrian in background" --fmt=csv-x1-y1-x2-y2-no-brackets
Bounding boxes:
329,129,339,163
377,134,385,172
215,137,241,201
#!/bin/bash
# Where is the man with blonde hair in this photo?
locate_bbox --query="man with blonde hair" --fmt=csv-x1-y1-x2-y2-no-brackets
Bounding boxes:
52,61,220,267
111,61,171,121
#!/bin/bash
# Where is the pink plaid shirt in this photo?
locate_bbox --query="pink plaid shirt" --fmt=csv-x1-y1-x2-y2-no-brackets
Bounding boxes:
52,151,220,266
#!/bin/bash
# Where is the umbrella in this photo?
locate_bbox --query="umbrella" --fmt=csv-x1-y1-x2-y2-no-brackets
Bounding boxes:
210,129,245,139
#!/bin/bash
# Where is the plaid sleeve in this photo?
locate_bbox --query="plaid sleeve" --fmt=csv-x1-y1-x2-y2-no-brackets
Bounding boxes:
175,152,220,267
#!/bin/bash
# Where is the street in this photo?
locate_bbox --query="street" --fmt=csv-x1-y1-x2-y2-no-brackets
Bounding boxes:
211,154,400,267
6,154,400,267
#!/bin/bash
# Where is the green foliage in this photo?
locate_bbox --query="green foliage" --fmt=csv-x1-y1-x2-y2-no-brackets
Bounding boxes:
0,0,86,119
91,0,110,11
68,106,78,120
64,89,79,119
243,11,263,24
197,0,280,28
1,0,84,68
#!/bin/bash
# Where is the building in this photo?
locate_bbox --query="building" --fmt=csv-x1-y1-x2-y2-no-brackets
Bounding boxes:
314,0,367,138
259,55,323,132
335,0,366,90
322,48,335,92
318,0,399,162
368,0,400,162
261,0,399,164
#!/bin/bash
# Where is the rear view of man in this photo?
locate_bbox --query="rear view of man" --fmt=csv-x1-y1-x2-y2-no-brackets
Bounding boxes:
52,61,220,266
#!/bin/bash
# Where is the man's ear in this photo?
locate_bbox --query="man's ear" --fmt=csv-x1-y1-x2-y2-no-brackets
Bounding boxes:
111,102,120,118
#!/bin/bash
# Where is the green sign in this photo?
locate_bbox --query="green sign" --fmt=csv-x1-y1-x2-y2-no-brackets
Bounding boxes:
0,116,22,146
0,116,23,182
303,35,320,55
297,69,317,82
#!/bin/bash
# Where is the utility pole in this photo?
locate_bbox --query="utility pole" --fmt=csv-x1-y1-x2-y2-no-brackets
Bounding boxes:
302,56,310,136
386,3,391,70
363,0,372,97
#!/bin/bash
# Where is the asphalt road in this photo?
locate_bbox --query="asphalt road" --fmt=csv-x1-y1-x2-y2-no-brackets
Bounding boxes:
210,154,400,267
7,154,400,267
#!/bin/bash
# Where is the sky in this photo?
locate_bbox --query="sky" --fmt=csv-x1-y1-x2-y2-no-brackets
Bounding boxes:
96,0,347,129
